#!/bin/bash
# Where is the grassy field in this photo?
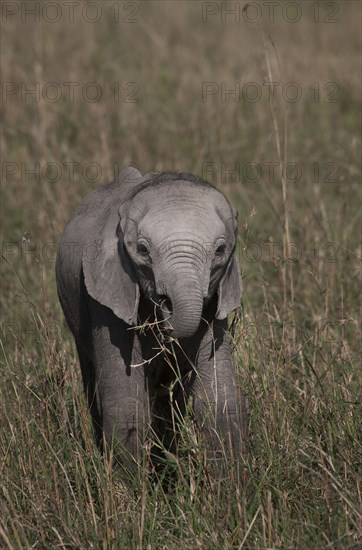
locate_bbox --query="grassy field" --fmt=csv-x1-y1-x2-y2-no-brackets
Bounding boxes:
1,1,361,548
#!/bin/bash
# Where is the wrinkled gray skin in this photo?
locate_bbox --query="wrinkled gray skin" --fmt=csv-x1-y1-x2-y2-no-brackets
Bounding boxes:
56,167,247,476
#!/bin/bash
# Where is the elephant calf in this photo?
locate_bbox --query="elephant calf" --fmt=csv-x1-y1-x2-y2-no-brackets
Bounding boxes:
56,167,247,476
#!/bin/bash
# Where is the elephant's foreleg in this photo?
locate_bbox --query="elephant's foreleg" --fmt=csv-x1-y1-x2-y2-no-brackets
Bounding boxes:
188,319,247,461
89,299,150,474
101,393,150,473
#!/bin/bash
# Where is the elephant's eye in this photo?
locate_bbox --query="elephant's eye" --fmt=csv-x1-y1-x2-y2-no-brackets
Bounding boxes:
137,242,149,255
215,243,226,256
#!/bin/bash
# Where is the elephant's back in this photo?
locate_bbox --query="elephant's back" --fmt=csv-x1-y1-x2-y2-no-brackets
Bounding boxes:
55,166,154,335
60,166,154,235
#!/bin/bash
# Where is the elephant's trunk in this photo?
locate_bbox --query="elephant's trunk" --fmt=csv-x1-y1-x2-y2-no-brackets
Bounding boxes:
160,264,204,339
168,284,204,339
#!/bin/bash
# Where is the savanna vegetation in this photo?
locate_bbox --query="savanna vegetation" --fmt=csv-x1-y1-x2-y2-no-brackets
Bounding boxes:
1,1,361,548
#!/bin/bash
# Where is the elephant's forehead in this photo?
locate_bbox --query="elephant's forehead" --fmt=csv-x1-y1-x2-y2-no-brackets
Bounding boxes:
133,184,229,238
136,182,227,208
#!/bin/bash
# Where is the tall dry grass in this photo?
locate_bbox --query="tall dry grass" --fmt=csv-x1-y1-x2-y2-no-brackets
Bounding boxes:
1,1,361,548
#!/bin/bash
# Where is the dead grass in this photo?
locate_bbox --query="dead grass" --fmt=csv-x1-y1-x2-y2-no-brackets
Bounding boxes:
1,1,361,548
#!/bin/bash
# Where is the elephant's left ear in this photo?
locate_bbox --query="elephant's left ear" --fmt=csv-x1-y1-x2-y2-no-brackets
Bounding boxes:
216,248,243,320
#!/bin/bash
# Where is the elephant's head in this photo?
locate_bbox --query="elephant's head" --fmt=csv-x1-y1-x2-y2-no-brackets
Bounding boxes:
83,172,242,339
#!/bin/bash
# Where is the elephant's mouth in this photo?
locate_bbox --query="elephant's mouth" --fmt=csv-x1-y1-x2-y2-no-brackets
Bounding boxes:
158,295,173,318
153,295,174,334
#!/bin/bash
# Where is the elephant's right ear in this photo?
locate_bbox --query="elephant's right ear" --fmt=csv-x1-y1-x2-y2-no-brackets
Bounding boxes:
82,206,139,325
